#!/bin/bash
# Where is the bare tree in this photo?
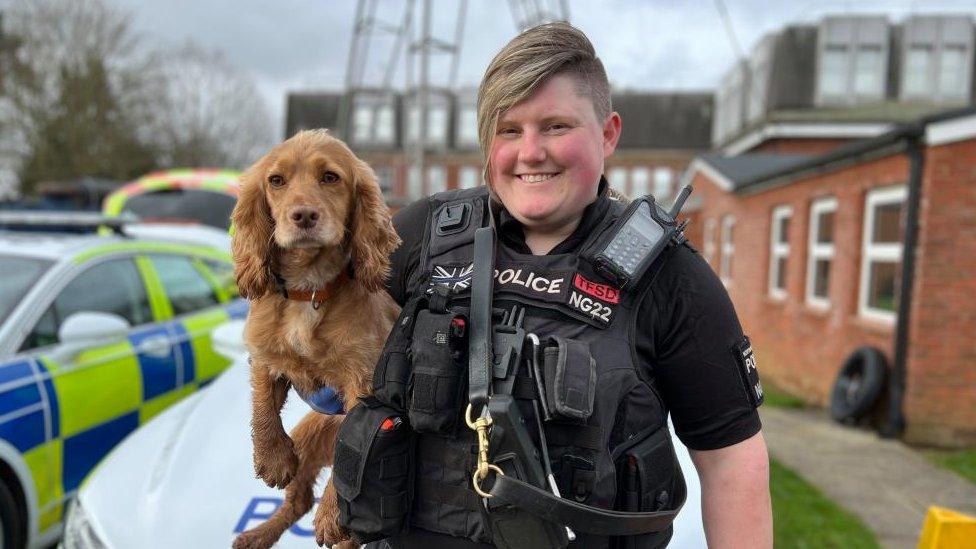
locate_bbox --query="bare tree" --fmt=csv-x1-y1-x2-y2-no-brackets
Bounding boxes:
1,0,275,196
138,42,275,169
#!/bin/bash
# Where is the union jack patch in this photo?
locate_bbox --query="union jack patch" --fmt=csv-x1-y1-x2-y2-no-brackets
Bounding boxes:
431,263,473,292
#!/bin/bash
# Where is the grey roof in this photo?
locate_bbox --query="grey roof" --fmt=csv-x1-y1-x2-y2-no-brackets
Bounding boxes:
284,90,714,151
699,105,976,194
697,153,812,188
285,93,343,138
613,92,713,150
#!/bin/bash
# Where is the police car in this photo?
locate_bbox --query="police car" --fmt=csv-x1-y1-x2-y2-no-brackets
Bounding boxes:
102,169,241,231
0,212,247,549
63,326,706,548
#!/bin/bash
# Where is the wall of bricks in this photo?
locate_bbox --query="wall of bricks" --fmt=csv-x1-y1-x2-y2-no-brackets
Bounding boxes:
904,138,976,446
686,137,976,446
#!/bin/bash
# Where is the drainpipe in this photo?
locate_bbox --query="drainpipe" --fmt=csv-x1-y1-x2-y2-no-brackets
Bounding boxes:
881,133,924,438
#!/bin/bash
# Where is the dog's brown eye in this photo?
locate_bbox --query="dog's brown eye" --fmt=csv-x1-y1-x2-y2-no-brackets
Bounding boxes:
268,175,285,187
321,171,340,184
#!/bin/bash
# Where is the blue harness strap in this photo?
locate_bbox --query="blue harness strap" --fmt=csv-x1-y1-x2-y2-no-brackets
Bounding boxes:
296,386,346,415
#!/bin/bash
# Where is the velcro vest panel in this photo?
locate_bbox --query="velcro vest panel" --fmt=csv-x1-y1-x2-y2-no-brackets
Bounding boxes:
407,188,672,547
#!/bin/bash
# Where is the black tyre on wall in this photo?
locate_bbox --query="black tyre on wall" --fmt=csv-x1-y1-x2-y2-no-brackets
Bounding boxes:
830,346,888,423
0,479,26,549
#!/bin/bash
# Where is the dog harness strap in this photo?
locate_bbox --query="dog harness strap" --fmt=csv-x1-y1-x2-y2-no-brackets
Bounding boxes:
282,269,351,308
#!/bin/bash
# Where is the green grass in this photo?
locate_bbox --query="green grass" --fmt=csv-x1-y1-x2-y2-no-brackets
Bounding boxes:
762,381,807,409
924,449,976,485
771,459,879,548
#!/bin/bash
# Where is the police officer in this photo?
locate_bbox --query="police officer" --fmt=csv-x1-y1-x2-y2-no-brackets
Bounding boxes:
347,22,771,549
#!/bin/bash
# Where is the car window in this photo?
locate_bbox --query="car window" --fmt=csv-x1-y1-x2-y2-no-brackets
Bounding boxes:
0,255,53,326
202,258,238,298
20,258,152,352
122,190,236,230
150,255,220,316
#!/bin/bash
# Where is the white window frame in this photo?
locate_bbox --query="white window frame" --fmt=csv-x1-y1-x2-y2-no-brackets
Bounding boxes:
703,218,717,266
806,197,837,309
858,186,907,324
719,215,735,285
768,205,793,300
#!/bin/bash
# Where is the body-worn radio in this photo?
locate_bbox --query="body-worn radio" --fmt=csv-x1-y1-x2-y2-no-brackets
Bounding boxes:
583,186,693,289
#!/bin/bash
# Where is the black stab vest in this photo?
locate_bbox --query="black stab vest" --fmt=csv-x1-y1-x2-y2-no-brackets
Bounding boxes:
402,187,674,548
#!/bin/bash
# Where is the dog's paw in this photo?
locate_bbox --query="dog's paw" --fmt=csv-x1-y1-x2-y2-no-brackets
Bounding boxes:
232,529,274,549
254,437,299,489
313,504,349,547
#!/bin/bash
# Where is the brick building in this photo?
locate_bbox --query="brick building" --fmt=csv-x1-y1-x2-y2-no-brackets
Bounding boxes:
285,88,713,207
685,11,976,447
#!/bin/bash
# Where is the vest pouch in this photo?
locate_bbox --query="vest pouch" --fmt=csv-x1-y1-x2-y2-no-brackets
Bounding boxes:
543,336,597,423
373,296,426,411
408,309,467,435
334,396,414,544
613,426,686,549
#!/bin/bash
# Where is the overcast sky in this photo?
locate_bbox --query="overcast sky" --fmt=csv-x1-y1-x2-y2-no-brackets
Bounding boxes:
107,0,976,135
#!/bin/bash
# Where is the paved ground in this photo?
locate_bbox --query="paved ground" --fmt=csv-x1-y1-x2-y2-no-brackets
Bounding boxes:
761,407,976,549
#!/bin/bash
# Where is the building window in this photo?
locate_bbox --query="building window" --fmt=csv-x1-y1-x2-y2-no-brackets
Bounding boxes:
426,165,446,194
704,217,717,266
904,45,933,98
458,106,478,146
859,186,906,323
768,206,792,299
806,197,837,308
407,165,422,199
720,215,735,284
375,105,395,143
427,106,447,145
820,45,850,98
406,105,420,143
458,166,480,189
608,167,627,194
939,45,968,100
353,105,373,143
631,167,650,196
853,45,884,98
652,168,673,201
374,166,394,195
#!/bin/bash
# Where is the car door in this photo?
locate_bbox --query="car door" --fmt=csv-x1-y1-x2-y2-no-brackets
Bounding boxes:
15,256,160,525
145,253,234,391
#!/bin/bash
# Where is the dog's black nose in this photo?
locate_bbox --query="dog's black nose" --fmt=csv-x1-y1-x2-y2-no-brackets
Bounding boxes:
290,208,319,229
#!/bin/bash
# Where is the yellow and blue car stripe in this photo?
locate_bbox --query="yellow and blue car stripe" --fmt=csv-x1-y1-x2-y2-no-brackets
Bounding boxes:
0,244,248,536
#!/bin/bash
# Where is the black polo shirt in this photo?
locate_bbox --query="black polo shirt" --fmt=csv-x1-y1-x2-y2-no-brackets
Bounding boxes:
385,184,761,451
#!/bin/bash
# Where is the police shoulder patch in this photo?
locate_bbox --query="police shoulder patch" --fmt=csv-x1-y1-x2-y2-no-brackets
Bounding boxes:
732,336,763,408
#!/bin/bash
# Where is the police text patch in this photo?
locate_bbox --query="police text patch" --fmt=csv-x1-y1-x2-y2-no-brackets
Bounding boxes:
733,337,763,408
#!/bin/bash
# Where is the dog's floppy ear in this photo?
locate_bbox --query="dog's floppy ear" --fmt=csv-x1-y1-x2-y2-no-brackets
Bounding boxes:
231,156,277,299
350,158,401,292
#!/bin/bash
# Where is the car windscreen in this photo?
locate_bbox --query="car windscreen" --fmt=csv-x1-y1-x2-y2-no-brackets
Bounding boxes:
121,189,236,230
0,255,54,325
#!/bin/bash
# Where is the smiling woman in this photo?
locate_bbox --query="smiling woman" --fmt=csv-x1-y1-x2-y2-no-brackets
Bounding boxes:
488,74,621,254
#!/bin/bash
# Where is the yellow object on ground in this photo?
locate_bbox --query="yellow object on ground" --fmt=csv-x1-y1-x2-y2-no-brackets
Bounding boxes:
917,506,976,549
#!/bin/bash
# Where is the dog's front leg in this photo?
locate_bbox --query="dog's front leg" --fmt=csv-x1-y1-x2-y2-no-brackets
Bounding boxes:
249,360,299,489
314,477,352,547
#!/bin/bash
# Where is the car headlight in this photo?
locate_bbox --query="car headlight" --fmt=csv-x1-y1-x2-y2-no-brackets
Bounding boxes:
60,499,109,549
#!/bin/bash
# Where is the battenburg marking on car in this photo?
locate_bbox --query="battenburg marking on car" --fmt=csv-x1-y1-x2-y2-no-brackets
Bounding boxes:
0,235,248,540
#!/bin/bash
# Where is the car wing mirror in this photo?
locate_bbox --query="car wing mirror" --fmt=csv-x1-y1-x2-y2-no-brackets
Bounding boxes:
58,311,131,345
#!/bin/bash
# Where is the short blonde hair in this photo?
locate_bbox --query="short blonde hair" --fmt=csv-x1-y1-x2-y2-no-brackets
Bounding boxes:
477,22,611,172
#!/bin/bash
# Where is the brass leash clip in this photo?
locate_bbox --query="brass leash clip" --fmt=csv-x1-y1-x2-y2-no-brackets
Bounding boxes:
465,403,503,498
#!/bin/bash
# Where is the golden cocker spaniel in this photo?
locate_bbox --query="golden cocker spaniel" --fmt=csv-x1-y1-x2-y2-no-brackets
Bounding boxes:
230,129,400,549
